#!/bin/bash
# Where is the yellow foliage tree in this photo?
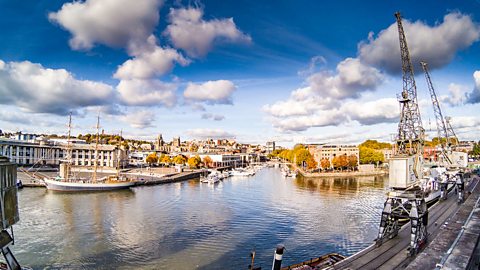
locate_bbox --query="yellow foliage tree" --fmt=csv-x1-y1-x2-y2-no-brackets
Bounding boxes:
145,153,158,165
320,158,331,170
173,155,186,165
202,156,213,168
160,155,172,164
187,155,201,168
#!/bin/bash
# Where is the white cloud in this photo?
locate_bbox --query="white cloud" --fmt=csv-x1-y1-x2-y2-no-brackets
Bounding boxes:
184,80,236,105
297,55,327,76
264,12,480,133
269,110,347,132
308,58,383,100
0,60,115,115
120,110,155,129
466,70,480,104
359,12,480,74
448,116,480,129
345,98,399,125
49,0,163,50
165,7,251,57
50,0,189,109
263,57,386,132
263,87,335,117
439,83,468,106
114,42,189,80
186,128,236,139
266,98,399,132
117,79,177,107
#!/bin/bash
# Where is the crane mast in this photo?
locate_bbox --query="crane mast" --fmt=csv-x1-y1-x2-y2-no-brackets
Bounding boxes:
376,12,428,256
445,117,458,147
420,61,452,165
394,12,424,158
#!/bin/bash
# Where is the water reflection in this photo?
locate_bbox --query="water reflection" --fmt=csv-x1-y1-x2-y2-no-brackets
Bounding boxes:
13,168,387,269
294,175,386,193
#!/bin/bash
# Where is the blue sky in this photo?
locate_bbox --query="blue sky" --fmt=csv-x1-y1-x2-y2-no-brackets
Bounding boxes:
0,0,479,146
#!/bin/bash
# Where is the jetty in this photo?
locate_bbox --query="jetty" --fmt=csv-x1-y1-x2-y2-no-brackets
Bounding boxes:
328,174,480,269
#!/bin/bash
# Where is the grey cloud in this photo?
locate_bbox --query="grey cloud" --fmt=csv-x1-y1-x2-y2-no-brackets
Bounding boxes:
201,113,225,121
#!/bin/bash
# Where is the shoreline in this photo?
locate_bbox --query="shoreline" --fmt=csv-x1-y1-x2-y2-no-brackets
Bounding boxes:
297,169,388,178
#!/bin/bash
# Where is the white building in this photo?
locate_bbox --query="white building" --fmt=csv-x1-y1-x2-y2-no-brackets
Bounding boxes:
198,154,243,168
0,137,124,168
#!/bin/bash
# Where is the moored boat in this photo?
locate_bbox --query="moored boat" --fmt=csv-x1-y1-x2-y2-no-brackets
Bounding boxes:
44,176,135,191
44,114,136,192
281,253,345,270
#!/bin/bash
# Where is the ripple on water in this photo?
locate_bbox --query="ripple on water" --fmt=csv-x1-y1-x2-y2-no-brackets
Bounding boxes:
13,169,388,269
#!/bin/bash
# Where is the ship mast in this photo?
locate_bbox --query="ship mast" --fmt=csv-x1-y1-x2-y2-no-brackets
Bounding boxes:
92,115,100,184
65,112,72,182
116,130,122,178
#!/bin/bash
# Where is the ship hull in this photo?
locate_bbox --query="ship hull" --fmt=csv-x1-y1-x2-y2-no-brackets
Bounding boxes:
44,178,135,191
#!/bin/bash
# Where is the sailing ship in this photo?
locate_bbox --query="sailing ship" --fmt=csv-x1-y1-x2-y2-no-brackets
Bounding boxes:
44,114,136,191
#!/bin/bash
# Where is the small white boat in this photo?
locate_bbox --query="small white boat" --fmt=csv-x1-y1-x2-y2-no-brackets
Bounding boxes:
231,168,255,177
222,170,231,178
201,173,220,184
206,175,220,184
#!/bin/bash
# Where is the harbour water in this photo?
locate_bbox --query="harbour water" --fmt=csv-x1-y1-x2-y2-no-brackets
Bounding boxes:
12,168,388,269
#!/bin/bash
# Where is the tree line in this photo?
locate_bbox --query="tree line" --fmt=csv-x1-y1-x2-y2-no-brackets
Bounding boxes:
145,153,214,169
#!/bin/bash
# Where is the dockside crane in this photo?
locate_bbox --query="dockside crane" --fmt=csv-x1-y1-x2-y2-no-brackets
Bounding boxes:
420,61,452,165
421,62,467,203
376,12,428,256
445,116,459,147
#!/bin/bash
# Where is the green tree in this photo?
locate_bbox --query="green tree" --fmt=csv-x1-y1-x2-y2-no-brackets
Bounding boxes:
359,147,385,164
359,140,391,150
145,153,158,165
294,149,310,166
469,141,480,158
187,155,201,168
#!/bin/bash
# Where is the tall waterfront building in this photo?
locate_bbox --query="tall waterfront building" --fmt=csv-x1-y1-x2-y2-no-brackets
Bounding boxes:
266,141,275,154
172,137,181,147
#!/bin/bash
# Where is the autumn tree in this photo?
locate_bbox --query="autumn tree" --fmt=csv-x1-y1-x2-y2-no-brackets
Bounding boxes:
202,156,213,168
160,155,172,164
305,155,318,170
145,153,158,165
348,154,358,169
332,154,348,170
187,155,201,168
320,158,331,170
173,155,187,165
189,144,199,152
